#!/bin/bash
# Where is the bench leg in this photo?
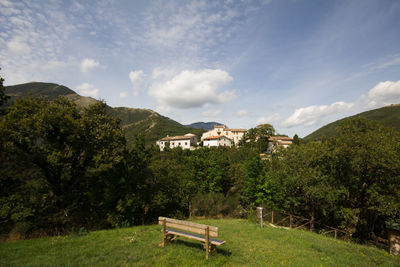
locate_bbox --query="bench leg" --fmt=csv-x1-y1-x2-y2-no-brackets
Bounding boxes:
166,234,177,243
204,243,217,253
158,219,167,247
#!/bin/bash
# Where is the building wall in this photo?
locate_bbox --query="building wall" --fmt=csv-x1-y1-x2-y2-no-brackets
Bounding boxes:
201,126,245,146
225,131,245,145
157,136,196,151
170,139,192,149
203,139,219,147
203,137,232,147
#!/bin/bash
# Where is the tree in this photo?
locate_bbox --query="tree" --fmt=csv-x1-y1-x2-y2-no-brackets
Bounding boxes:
292,134,300,145
242,124,276,153
327,117,400,239
0,97,126,232
0,69,10,111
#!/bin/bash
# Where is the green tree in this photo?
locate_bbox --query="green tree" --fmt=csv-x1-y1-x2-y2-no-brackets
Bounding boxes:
292,134,300,145
0,97,126,232
243,155,272,206
0,70,10,111
242,124,275,153
327,117,400,239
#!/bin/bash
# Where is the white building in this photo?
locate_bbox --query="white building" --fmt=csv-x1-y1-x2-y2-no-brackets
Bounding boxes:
201,125,247,146
203,135,233,147
267,136,293,153
156,133,198,151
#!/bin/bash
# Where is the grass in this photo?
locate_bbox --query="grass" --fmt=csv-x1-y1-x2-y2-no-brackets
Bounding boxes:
0,219,398,266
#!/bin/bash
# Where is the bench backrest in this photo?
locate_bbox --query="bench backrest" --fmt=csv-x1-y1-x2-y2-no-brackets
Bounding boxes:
158,217,218,237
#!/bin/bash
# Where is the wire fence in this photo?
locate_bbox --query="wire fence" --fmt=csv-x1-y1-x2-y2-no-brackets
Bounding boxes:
256,208,389,246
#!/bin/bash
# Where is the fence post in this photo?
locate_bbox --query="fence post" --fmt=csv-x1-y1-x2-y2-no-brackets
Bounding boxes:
271,210,274,224
310,213,314,232
334,229,337,239
289,215,293,228
257,207,263,228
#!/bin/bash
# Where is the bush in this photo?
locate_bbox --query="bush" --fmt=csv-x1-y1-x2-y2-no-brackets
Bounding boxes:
190,192,241,217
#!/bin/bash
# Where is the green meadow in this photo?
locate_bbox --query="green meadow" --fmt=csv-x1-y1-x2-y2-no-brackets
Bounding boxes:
1,219,398,267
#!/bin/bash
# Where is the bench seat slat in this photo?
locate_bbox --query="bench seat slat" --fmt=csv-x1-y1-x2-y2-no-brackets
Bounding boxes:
161,222,218,237
159,217,218,232
166,229,226,246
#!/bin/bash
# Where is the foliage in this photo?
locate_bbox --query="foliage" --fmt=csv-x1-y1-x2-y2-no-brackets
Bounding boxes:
303,104,400,142
1,86,398,246
0,71,10,112
267,117,400,241
190,192,241,217
6,82,205,147
240,123,275,153
243,155,272,207
292,134,300,145
0,97,127,234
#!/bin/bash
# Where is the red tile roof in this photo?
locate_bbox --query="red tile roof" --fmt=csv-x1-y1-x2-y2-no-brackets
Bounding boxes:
269,136,293,141
159,135,195,141
203,135,232,140
228,129,247,132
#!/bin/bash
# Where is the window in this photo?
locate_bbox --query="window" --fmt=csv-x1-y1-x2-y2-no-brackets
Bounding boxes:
185,142,188,145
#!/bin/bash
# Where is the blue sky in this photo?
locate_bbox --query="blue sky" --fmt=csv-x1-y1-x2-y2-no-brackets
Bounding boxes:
1,0,400,137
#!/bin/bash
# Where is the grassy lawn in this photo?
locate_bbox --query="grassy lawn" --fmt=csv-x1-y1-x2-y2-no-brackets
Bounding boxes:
0,219,398,266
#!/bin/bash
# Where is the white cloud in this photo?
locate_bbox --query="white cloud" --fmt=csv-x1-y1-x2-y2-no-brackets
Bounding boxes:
119,91,128,99
257,113,281,125
236,110,248,117
148,69,235,109
151,67,177,80
80,58,100,73
281,79,400,130
42,60,69,71
76,83,99,98
7,37,31,54
366,80,400,109
129,70,144,96
282,102,354,128
202,110,221,117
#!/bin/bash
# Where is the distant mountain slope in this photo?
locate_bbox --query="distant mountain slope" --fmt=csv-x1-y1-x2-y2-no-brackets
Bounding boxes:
6,82,76,100
185,122,224,130
303,104,400,142
5,82,204,146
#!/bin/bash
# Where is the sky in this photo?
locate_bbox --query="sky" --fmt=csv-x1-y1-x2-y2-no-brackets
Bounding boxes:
1,0,400,137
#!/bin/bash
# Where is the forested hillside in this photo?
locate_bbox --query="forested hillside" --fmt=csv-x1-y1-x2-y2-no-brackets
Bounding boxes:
303,104,400,142
5,82,204,146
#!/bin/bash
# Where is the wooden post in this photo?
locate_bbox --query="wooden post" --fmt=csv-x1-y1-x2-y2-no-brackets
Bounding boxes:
271,210,274,224
205,226,210,259
289,215,293,228
310,212,314,232
161,218,166,247
334,229,337,239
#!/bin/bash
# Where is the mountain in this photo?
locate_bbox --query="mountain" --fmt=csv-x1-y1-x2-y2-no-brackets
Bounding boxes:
303,104,400,142
5,82,205,146
185,122,224,131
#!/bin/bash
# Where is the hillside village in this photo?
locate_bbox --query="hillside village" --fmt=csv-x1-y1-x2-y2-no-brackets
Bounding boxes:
156,124,293,151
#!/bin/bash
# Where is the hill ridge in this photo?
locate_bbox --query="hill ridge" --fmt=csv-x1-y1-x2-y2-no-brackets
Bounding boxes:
303,104,400,142
5,82,205,146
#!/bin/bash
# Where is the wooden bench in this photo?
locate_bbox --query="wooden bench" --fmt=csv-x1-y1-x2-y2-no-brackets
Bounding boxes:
158,217,225,259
